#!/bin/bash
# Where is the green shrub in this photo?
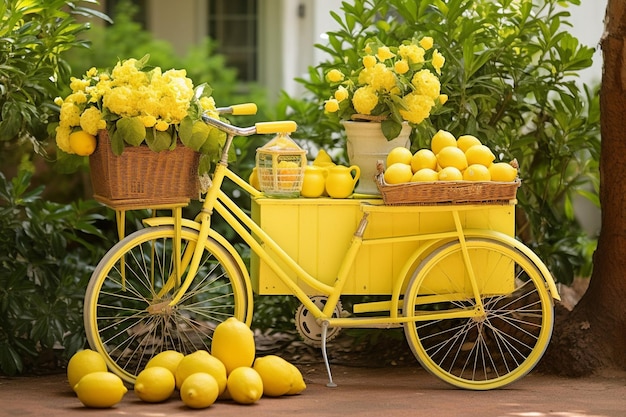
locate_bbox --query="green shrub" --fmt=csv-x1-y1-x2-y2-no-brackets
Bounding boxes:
0,0,109,158
0,170,110,375
289,0,600,284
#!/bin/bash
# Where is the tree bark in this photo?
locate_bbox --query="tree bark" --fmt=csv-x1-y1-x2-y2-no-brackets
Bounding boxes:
541,0,626,376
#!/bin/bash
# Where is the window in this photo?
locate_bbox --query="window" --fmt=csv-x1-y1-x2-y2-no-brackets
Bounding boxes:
207,0,258,82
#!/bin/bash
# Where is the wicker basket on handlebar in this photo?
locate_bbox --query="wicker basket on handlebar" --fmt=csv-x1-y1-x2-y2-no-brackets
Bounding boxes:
89,130,200,210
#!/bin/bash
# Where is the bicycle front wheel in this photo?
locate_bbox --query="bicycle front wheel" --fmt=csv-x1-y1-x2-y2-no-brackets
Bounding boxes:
84,226,251,384
403,238,554,390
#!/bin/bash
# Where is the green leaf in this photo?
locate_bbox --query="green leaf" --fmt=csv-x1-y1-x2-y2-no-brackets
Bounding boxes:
116,117,146,146
110,128,126,156
200,126,227,159
179,117,210,151
381,119,402,141
145,128,173,152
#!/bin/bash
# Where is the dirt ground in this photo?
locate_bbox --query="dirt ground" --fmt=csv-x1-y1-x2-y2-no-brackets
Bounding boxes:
3,281,623,417
1,362,625,417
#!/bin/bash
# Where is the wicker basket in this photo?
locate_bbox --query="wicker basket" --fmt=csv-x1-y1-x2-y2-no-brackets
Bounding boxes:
375,162,520,205
89,130,200,209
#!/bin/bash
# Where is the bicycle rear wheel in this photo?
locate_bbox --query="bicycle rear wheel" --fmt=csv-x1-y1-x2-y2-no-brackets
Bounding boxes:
84,226,251,384
403,238,554,390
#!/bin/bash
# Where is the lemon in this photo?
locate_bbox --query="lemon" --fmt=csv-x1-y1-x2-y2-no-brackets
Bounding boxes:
463,164,491,181
134,366,175,403
69,130,97,156
411,168,439,182
438,166,463,181
145,350,184,375
253,355,293,397
430,130,456,155
248,167,261,190
226,366,264,404
465,144,496,167
277,160,301,189
67,349,107,389
437,146,468,171
489,162,518,182
211,317,256,374
410,149,437,172
456,135,482,152
285,362,306,395
312,149,335,168
74,371,127,408
175,350,227,395
383,163,413,184
386,147,413,167
180,372,220,409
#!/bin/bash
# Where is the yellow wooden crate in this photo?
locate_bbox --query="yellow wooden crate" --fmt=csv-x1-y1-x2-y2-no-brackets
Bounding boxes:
250,198,515,296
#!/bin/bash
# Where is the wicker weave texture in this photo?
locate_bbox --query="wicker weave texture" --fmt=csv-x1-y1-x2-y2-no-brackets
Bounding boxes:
375,162,520,205
89,130,200,209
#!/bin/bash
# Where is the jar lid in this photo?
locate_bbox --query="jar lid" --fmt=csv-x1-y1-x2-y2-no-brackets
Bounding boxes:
257,133,306,156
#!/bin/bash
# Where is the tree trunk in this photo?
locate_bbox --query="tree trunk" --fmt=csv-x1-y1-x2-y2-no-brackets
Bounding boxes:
541,0,626,377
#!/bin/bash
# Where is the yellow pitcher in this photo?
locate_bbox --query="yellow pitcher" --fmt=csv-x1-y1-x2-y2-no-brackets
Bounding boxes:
301,165,327,198
325,165,360,198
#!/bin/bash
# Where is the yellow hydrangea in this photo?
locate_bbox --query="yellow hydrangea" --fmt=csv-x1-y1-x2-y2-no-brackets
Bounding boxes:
362,55,377,69
324,98,340,113
54,56,216,157
352,85,378,115
359,63,397,93
59,102,80,127
399,93,435,124
398,44,425,64
334,85,349,101
79,107,106,135
323,36,445,138
55,125,72,153
394,59,409,75
411,69,441,99
327,69,344,83
419,37,434,50
432,49,446,74
376,46,395,61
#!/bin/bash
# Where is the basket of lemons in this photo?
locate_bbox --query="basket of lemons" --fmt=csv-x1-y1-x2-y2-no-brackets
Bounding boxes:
256,134,307,198
376,130,520,205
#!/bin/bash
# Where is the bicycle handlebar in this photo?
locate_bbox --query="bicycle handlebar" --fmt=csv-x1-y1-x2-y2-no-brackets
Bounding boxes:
202,103,297,137
216,103,258,116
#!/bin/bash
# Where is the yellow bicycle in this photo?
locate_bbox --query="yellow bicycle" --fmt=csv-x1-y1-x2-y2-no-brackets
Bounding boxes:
84,106,560,390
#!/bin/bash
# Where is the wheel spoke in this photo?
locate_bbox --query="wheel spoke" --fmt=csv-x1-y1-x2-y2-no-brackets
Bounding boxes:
84,226,249,384
404,238,554,389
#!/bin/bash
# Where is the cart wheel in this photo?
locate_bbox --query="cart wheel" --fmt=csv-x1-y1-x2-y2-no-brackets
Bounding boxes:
295,296,342,347
84,226,251,384
403,238,554,390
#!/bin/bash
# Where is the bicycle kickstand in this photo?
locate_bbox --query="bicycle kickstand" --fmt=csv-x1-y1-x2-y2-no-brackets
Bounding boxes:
321,321,337,388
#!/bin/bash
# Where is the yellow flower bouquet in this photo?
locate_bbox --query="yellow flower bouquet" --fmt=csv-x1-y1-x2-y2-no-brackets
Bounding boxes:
323,37,447,141
55,55,223,158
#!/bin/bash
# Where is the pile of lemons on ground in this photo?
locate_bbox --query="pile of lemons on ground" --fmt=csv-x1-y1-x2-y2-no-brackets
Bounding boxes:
67,317,306,409
383,130,518,184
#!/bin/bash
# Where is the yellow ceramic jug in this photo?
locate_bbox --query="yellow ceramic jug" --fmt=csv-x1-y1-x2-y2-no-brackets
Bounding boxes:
301,165,327,198
325,165,360,198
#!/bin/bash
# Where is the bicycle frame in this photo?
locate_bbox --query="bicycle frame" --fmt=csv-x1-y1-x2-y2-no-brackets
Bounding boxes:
88,110,562,389
145,141,560,332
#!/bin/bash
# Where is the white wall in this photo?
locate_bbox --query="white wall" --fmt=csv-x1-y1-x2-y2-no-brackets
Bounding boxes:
565,0,606,86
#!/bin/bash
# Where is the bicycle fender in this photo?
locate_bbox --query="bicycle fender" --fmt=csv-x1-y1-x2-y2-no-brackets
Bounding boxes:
142,217,255,316
463,229,561,301
393,238,456,311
